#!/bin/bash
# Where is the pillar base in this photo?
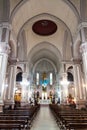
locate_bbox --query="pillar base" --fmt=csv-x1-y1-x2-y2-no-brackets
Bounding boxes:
76,100,86,109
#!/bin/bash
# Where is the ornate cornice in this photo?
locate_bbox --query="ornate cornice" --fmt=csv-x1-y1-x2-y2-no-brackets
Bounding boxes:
8,57,17,65
73,59,82,64
78,22,87,32
62,59,82,65
0,22,11,30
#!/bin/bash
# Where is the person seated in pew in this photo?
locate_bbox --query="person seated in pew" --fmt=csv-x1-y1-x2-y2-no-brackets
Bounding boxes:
57,97,60,104
34,98,38,106
29,98,33,105
70,101,76,108
14,93,21,107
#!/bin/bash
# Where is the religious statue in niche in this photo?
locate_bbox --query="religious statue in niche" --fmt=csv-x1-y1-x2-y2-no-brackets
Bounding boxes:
42,86,47,92
42,72,46,80
41,72,49,86
37,91,40,98
49,91,53,102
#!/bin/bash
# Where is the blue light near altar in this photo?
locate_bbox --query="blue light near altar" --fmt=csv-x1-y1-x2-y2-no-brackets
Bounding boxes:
40,79,49,86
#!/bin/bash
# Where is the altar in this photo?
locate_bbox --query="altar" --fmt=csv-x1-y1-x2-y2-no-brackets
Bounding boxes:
39,99,51,104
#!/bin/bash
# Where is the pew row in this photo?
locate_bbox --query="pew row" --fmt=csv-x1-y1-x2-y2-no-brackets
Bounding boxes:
0,104,40,129
49,104,87,130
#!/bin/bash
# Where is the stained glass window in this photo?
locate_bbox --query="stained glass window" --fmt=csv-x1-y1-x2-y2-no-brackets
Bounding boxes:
50,73,53,85
36,73,39,85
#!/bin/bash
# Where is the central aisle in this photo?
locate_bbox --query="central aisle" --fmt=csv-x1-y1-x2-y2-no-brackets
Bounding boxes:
31,105,60,130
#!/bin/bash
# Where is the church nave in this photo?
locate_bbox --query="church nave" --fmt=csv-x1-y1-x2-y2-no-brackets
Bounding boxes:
31,105,60,130
0,0,87,129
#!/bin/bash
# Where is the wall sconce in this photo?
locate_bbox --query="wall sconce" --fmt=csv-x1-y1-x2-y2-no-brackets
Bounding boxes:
20,79,29,86
60,78,69,86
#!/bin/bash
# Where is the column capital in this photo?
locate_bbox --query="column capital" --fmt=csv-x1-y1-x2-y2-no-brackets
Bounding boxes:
0,22,11,30
8,57,17,65
22,72,28,79
60,72,67,82
62,72,67,77
78,22,87,32
80,42,87,53
0,42,10,54
73,59,82,64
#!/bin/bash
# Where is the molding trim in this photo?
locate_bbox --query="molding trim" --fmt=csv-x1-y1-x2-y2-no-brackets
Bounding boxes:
63,0,80,21
10,0,27,23
78,22,87,32
0,22,11,30
10,0,80,23
33,58,57,73
17,13,73,45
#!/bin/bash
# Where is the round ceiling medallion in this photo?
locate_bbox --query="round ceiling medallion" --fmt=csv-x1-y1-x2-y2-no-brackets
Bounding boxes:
32,19,57,36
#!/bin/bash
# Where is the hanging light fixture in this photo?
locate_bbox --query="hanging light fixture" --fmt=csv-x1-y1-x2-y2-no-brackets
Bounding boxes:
60,78,70,86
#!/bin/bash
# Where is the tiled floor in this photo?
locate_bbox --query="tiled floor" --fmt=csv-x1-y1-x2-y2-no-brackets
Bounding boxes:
31,105,60,130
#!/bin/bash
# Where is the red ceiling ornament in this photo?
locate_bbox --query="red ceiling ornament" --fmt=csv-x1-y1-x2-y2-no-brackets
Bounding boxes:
32,19,57,36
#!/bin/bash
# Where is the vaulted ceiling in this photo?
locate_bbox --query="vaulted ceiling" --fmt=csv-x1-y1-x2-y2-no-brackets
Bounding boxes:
5,0,85,73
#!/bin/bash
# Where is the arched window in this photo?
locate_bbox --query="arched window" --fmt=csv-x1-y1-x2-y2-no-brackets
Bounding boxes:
67,72,73,81
36,73,39,85
50,73,53,85
16,72,22,81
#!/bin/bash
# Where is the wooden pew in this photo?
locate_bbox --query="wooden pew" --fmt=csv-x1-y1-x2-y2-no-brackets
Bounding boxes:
49,104,87,130
0,123,24,129
68,122,87,130
0,104,40,129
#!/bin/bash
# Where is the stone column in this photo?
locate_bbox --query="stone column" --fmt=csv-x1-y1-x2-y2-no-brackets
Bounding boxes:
60,63,69,104
79,26,87,108
21,73,29,106
80,43,87,85
0,23,10,112
61,72,69,104
4,62,17,109
27,74,32,101
73,62,85,109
